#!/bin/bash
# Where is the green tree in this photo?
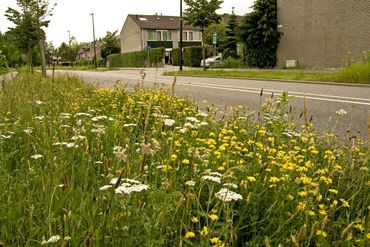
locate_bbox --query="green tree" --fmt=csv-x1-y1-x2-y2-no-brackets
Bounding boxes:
183,0,223,70
223,9,239,58
239,0,281,68
57,38,85,66
5,0,55,75
101,31,120,62
204,23,226,53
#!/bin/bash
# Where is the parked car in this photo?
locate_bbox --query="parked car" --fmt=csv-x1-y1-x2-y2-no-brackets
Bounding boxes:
201,55,222,67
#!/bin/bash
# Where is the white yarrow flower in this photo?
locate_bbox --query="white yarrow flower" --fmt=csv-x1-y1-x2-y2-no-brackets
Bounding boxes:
41,235,61,245
223,183,238,189
35,100,45,105
201,175,221,184
99,185,112,191
163,119,176,126
215,188,243,202
186,117,200,123
335,109,347,116
31,154,43,160
185,180,196,187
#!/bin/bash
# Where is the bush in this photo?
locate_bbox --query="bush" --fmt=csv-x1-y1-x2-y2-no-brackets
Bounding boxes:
171,48,180,66
184,46,203,67
211,57,245,69
107,48,165,68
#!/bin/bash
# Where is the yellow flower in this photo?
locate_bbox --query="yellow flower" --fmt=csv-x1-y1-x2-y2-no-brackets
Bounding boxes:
354,224,364,232
366,233,370,239
210,237,221,244
247,176,256,182
200,226,209,236
287,195,294,201
185,231,196,239
191,217,199,223
170,154,177,161
340,199,350,207
329,189,338,195
208,214,219,221
306,210,316,216
316,230,327,238
182,159,190,165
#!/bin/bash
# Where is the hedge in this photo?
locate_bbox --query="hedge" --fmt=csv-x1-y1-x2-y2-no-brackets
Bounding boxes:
171,48,180,66
183,46,202,67
107,48,165,68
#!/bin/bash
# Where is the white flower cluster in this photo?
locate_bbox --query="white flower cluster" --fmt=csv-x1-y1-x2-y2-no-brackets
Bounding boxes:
74,112,91,118
53,142,78,148
41,235,60,245
110,178,149,195
91,125,106,135
335,109,347,116
31,154,43,160
91,115,108,122
60,113,72,119
113,146,127,162
215,188,243,202
185,180,196,187
201,175,221,184
163,119,176,126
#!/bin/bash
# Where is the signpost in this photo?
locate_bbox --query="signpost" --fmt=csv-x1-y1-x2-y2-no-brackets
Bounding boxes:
212,33,217,56
145,45,152,67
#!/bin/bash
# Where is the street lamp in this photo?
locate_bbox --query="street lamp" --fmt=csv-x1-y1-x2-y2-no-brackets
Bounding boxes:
90,13,97,69
179,0,183,71
67,30,71,44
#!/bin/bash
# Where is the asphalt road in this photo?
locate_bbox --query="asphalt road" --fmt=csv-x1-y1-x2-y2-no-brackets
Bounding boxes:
50,68,370,140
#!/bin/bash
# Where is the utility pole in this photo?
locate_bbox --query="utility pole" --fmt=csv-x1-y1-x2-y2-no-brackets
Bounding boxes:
67,30,71,44
90,13,97,69
179,0,183,71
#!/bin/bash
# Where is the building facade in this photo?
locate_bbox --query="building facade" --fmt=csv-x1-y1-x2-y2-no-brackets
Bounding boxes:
120,14,202,63
277,0,370,68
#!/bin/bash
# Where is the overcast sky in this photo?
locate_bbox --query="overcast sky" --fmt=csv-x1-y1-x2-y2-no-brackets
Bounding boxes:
0,0,254,47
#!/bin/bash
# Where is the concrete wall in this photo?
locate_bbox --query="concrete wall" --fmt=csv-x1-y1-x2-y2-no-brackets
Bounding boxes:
120,17,142,53
277,0,370,68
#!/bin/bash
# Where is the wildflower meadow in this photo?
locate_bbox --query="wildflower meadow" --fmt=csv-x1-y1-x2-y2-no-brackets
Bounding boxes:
0,73,369,246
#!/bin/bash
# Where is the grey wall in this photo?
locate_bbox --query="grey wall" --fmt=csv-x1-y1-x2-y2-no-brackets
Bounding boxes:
120,17,142,53
277,0,370,68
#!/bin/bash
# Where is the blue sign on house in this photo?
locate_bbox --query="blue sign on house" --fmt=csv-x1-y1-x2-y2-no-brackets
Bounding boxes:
145,45,152,51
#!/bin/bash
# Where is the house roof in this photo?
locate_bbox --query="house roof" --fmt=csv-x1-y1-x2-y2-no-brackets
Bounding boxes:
128,14,200,30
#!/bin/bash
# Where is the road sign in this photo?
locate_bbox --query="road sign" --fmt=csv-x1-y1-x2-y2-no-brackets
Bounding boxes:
212,33,217,45
145,45,152,51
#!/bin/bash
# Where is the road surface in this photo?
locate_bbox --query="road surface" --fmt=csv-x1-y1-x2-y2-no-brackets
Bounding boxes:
50,68,370,140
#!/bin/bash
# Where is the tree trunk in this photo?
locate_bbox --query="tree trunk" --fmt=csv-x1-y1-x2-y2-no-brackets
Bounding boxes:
39,38,47,77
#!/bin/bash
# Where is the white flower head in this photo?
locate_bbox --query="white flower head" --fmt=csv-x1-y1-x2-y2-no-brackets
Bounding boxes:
35,100,45,105
91,115,108,122
41,235,61,245
115,183,149,195
163,119,176,126
201,175,221,184
123,123,137,127
215,188,243,202
31,154,43,160
113,146,127,162
186,117,200,123
335,109,347,116
185,180,196,187
99,185,112,191
223,183,238,189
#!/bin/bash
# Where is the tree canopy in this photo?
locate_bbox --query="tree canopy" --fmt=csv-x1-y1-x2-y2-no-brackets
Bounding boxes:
239,0,280,68
223,10,239,58
100,31,120,61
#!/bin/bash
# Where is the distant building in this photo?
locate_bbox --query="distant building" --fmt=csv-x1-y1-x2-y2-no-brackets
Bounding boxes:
119,14,202,64
77,42,102,60
277,0,370,68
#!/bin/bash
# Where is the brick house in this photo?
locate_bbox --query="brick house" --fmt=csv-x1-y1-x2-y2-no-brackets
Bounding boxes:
277,0,370,68
120,14,202,64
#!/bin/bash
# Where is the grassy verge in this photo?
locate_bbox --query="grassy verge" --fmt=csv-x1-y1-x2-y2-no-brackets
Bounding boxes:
0,73,369,246
44,65,117,72
165,63,370,84
0,68,9,76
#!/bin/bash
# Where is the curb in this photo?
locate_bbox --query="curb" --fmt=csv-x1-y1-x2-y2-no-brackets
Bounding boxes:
165,74,370,88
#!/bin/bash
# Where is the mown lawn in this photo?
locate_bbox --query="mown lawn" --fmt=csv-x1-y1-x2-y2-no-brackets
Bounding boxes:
0,73,369,246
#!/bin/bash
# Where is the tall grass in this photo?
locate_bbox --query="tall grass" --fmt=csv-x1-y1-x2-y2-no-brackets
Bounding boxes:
0,73,369,246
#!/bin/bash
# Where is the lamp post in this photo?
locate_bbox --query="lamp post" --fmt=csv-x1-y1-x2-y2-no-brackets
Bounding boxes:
67,30,71,44
179,0,183,71
90,13,97,69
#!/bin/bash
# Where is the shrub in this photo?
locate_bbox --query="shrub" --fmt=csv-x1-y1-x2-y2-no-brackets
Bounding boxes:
211,57,245,69
171,48,180,66
184,46,202,67
107,48,165,68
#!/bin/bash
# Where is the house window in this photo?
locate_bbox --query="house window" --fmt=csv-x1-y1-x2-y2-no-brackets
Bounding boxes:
182,31,195,41
148,30,155,41
188,31,193,41
182,31,187,41
154,30,172,41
